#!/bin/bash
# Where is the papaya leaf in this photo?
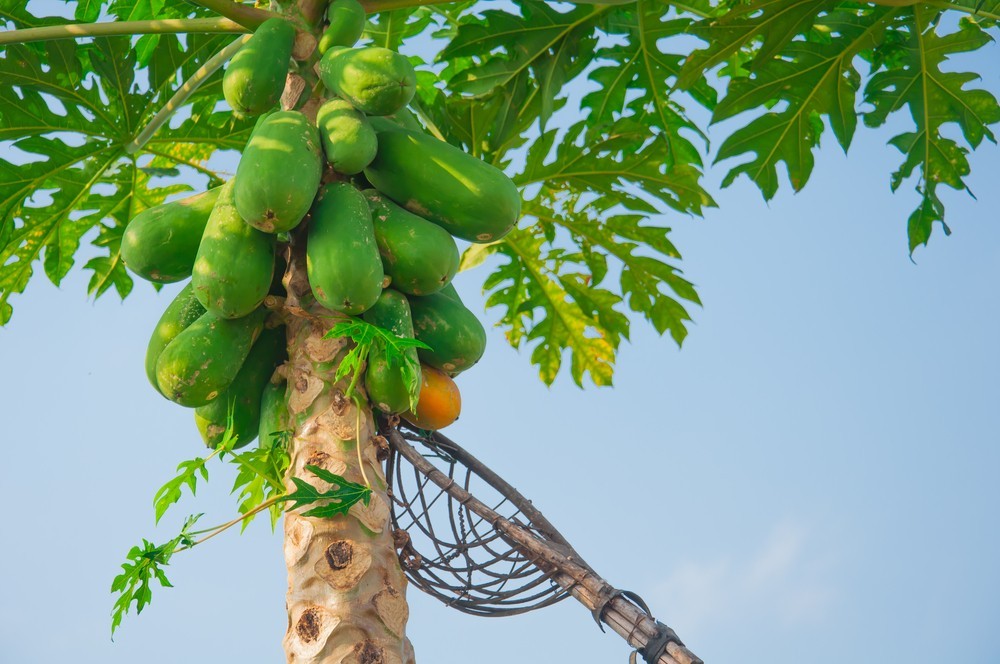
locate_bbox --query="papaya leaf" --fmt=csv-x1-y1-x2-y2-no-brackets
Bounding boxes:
326,317,429,407
946,0,1000,22
152,456,210,524
229,432,290,532
110,513,201,637
677,0,838,90
711,7,899,197
365,6,435,50
584,0,716,168
481,227,626,387
516,117,714,216
674,0,998,250
281,465,372,520
438,0,605,126
415,69,542,164
863,6,1000,252
0,8,251,326
527,200,699,345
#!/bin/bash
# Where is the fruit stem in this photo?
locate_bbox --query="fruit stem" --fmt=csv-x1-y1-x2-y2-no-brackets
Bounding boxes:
126,34,252,154
0,17,246,46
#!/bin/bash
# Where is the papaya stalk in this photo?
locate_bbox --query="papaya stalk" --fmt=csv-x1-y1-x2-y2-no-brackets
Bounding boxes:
281,245,415,664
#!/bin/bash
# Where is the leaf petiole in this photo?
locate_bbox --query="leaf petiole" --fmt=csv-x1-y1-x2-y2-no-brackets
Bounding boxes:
0,18,246,47
127,34,252,154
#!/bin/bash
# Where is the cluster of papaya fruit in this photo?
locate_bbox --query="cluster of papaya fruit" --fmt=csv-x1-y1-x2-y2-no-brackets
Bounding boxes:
120,0,520,448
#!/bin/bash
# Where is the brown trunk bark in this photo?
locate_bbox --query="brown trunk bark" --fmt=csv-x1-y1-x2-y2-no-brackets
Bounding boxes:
281,250,415,664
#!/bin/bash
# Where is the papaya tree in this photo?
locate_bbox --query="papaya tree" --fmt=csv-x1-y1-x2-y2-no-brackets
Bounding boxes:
0,0,997,662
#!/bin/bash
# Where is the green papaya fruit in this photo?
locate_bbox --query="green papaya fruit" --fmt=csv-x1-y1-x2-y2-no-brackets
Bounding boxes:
122,187,221,283
317,46,415,116
258,379,290,448
364,124,520,243
385,107,425,133
306,183,384,315
156,307,268,407
318,0,365,53
438,282,461,303
223,18,295,118
145,283,207,395
362,289,420,414
366,109,422,133
192,180,275,319
317,99,377,175
364,190,459,296
408,291,486,374
195,325,286,449
234,111,323,233
269,250,287,296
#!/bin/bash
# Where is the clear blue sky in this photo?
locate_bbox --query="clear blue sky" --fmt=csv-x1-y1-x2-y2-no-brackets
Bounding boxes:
1,4,998,663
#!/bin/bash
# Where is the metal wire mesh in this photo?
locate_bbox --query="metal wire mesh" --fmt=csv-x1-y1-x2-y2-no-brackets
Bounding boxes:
384,423,571,617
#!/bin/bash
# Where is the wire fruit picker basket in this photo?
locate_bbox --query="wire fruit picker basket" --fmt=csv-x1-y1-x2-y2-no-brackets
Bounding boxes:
380,419,703,664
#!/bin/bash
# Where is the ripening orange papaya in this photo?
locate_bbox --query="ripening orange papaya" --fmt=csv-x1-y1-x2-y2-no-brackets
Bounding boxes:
402,365,461,430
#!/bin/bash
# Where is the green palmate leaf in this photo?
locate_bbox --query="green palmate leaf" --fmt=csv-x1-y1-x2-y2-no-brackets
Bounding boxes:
584,0,716,168
529,200,699,345
438,0,604,126
282,465,371,519
479,228,626,387
677,0,838,90
676,0,998,251
0,8,251,325
74,0,105,23
229,430,290,531
944,0,1000,23
152,455,210,524
365,6,435,50
110,513,201,637
415,68,542,164
326,317,429,407
863,6,1000,252
414,1,718,386
453,111,711,386
476,185,699,386
711,7,898,196
516,117,714,216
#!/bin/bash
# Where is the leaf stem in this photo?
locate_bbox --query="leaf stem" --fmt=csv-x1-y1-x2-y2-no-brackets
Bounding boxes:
358,0,463,12
357,0,634,11
144,147,228,181
0,17,246,46
410,100,448,142
928,0,1000,21
343,355,365,401
351,395,372,489
126,34,251,154
188,0,279,29
174,495,284,551
341,361,373,489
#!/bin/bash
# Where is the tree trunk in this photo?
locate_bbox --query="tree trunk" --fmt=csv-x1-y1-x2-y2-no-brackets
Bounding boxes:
281,250,415,664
